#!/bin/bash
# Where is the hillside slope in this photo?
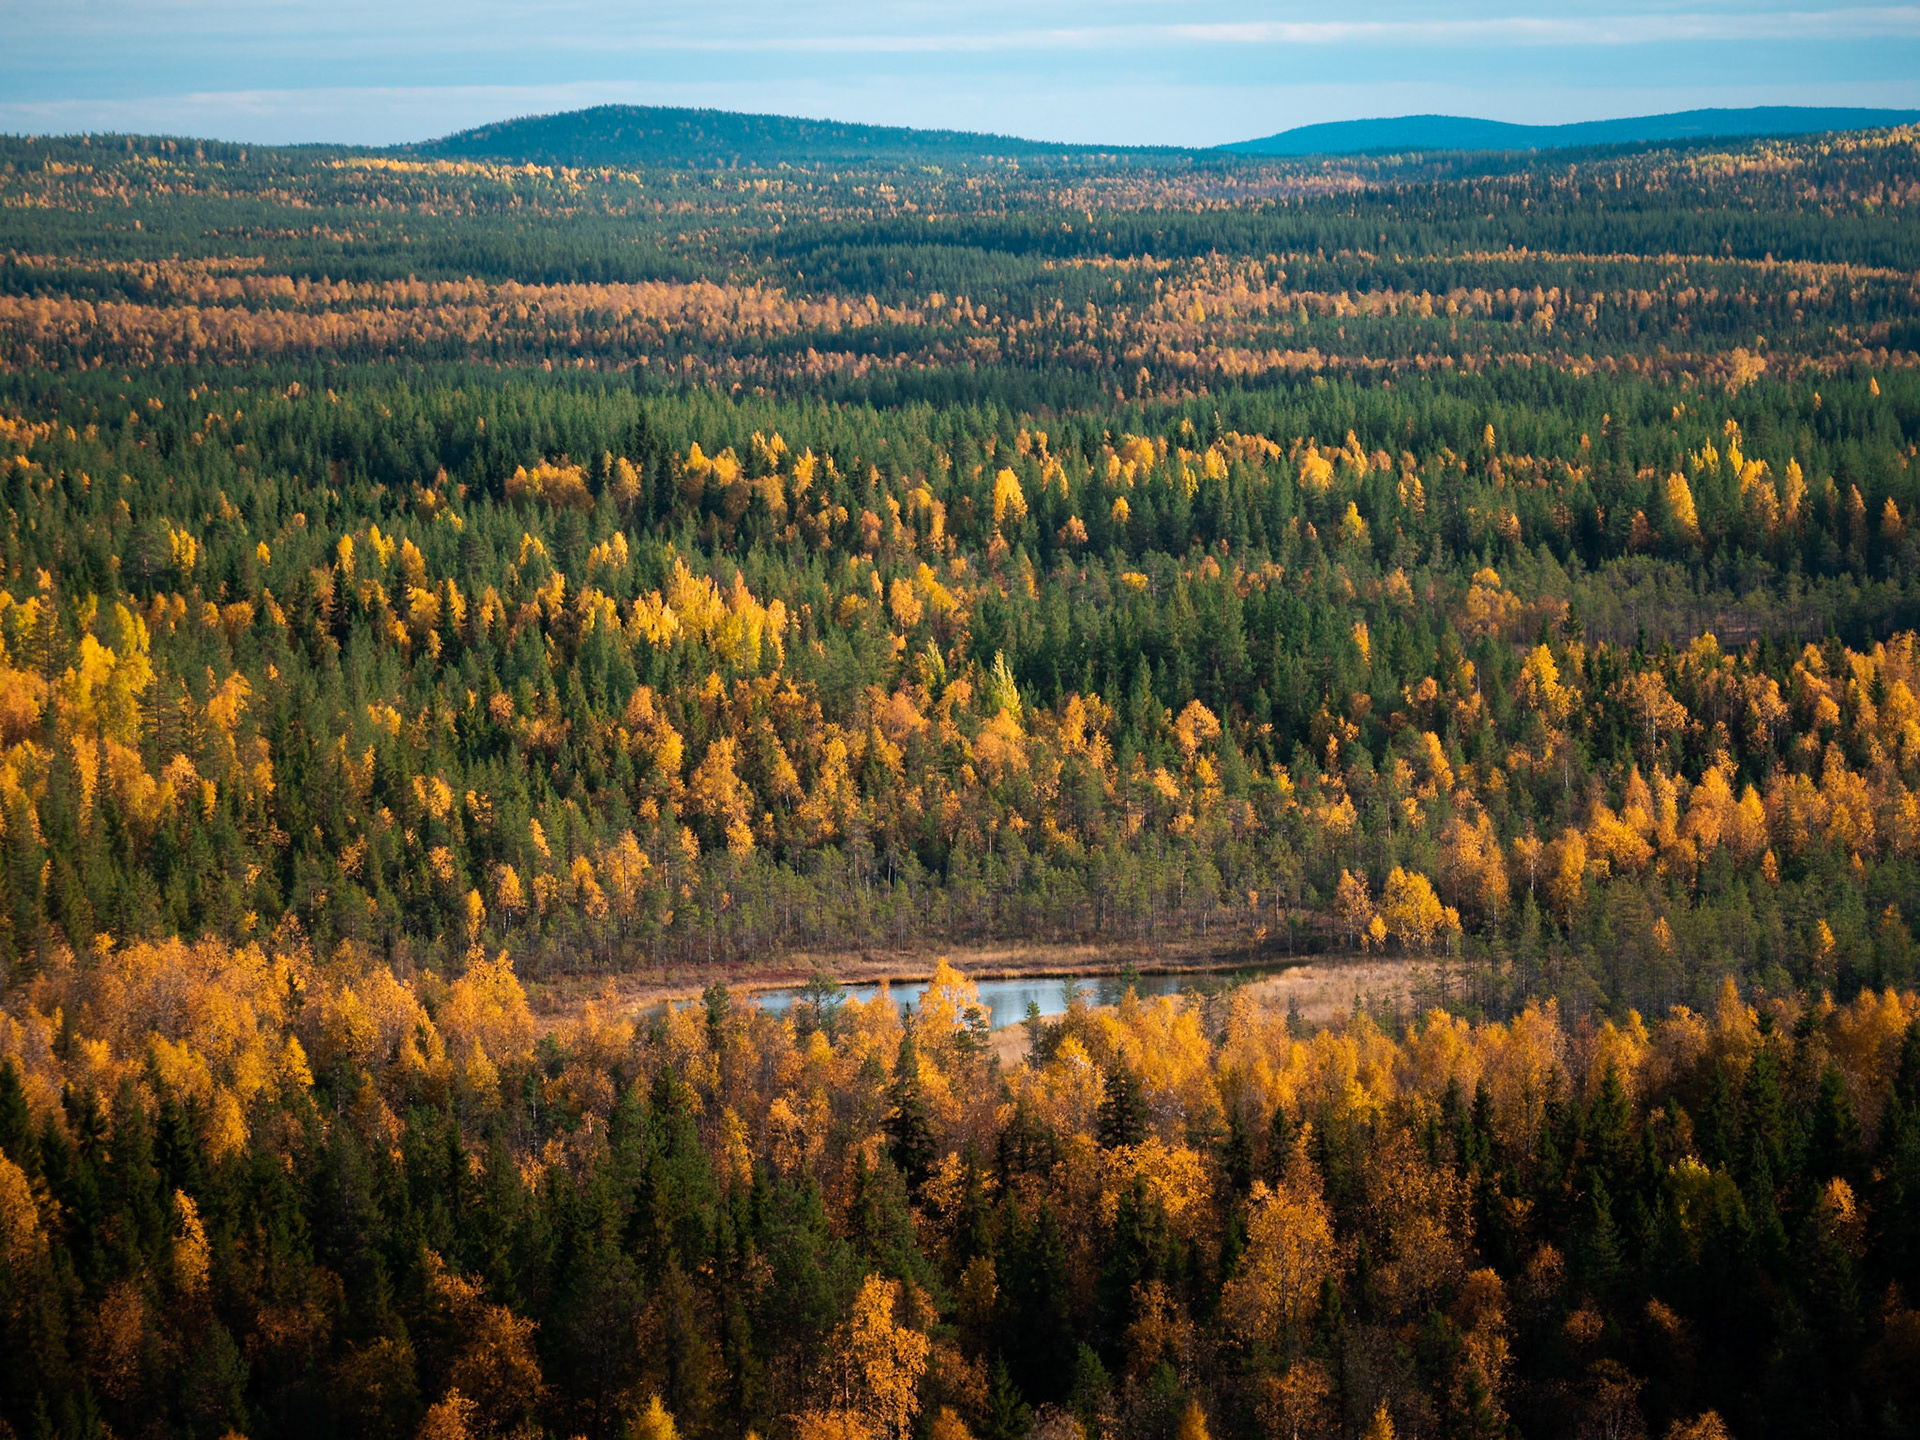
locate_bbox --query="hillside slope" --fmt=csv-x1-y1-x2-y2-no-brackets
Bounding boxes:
407,103,1157,168
1223,105,1920,156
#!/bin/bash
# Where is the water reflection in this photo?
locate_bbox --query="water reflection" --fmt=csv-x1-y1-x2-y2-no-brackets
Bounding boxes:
751,965,1285,1032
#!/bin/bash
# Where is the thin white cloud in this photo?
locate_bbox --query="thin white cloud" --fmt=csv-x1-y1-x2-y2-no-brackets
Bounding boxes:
475,6,1920,53
11,4,1919,59
1165,7,1920,45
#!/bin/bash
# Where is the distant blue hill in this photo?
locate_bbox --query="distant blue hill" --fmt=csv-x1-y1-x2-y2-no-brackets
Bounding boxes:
407,104,1153,168
1222,107,1920,157
405,103,1918,170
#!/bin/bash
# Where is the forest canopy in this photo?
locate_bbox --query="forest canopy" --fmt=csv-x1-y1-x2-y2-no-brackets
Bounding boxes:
0,114,1917,1440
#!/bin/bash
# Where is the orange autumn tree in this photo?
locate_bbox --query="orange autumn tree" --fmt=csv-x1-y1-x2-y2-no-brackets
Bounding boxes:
1223,1127,1336,1357
1381,867,1459,954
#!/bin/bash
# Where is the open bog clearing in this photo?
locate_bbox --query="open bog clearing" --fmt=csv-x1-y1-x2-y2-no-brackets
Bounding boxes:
981,954,1428,1062
1233,956,1431,1023
531,944,1431,1048
527,938,1287,1026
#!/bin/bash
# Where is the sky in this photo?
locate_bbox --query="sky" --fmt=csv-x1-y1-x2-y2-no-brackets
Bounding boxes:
2,0,1918,149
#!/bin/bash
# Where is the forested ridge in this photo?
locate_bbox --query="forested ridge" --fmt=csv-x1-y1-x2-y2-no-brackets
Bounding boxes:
1223,107,1920,158
1,114,1919,1440
406,105,1143,169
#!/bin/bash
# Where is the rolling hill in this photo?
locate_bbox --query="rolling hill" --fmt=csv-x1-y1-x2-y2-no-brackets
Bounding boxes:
405,103,1918,171
1221,105,1920,157
405,103,1152,168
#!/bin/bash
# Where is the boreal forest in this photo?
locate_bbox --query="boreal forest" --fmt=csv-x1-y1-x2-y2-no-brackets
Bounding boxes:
1,110,1919,1440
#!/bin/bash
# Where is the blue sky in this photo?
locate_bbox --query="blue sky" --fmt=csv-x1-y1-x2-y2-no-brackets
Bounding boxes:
3,1,1917,147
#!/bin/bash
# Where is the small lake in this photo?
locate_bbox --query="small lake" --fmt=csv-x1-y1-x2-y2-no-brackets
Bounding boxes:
750,964,1288,1032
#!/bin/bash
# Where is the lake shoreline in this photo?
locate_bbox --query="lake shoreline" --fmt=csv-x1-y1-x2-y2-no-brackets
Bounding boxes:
525,939,1424,1038
524,937,1320,1026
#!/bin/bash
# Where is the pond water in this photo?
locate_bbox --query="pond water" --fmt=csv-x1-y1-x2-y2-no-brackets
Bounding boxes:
749,964,1289,1032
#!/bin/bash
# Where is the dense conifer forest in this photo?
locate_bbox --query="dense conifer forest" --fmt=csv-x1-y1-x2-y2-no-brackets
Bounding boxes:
1,116,1918,1440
